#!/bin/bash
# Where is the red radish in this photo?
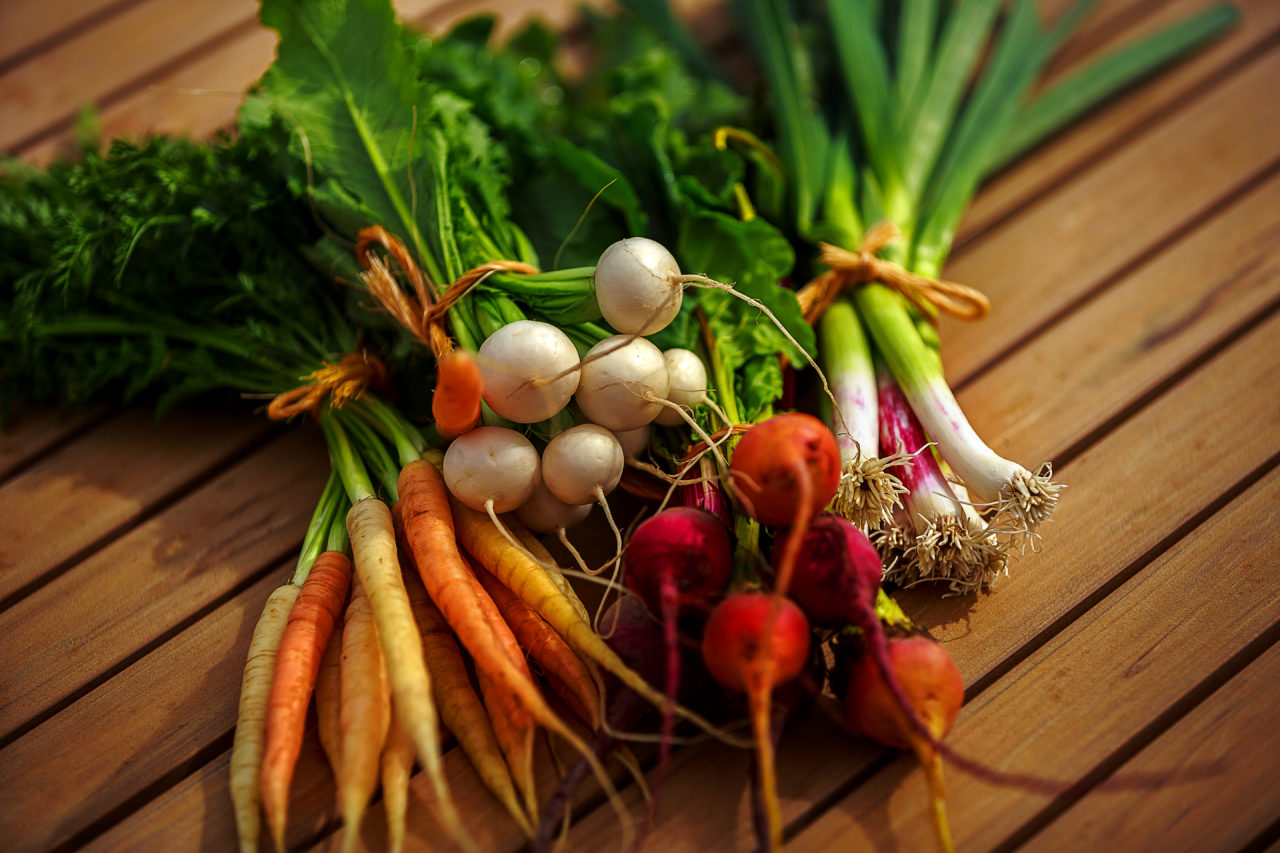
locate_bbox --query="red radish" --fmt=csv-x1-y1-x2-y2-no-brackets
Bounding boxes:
623,507,732,809
845,636,964,853
701,592,811,850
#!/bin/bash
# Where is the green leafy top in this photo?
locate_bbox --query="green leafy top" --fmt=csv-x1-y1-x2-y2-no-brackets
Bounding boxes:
0,136,372,415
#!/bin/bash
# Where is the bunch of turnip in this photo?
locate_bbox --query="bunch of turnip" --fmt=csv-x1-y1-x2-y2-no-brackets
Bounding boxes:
439,237,729,566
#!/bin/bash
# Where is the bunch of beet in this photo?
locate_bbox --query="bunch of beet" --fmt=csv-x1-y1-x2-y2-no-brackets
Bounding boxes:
602,413,968,852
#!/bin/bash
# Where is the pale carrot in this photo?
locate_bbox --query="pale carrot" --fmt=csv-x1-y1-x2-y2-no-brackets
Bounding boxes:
261,550,352,851
230,584,300,853
315,620,344,781
432,349,483,439
397,458,633,845
402,559,531,835
345,495,472,853
337,576,392,853
474,562,600,728
510,521,590,624
380,704,417,853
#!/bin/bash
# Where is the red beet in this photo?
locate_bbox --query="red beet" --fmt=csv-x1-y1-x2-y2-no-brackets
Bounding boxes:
624,507,732,616
779,512,883,626
728,412,841,528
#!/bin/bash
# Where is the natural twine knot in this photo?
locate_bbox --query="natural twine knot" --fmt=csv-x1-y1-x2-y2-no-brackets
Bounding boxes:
267,352,388,421
796,221,990,323
355,225,538,358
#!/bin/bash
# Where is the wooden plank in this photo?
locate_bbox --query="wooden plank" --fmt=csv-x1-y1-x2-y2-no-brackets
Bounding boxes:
0,0,138,68
957,0,1280,244
788,465,1280,853
555,305,1280,852
0,571,283,853
963,168,1280,467
941,46,1280,385
0,427,326,738
1029,640,1280,852
0,0,259,154
16,0,607,163
0,409,270,603
0,406,105,482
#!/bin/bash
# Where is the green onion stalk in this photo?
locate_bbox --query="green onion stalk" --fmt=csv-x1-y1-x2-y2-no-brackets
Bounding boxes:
636,0,1239,585
819,297,910,529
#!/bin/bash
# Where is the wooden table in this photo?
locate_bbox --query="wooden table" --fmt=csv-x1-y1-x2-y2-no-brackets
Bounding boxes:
2,0,1278,850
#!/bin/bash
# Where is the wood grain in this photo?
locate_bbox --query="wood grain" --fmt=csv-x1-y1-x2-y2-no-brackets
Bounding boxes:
0,409,270,604
0,571,282,853
961,169,1280,468
941,46,1280,385
1029,640,1280,852
0,427,326,738
0,0,259,153
0,406,105,483
789,465,1280,853
0,0,140,68
957,0,1280,244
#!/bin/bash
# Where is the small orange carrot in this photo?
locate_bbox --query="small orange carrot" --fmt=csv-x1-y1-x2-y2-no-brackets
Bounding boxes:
402,560,531,835
380,704,417,853
260,550,352,852
468,557,539,818
345,496,471,853
433,349,483,439
230,584,299,853
474,562,600,728
337,576,391,853
315,620,344,780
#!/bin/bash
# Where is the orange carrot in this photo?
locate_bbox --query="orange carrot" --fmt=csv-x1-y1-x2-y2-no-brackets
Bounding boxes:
380,704,417,853
337,576,392,853
315,620,344,781
230,584,300,853
432,349,483,439
397,459,631,843
402,559,531,835
467,558,539,818
345,496,471,852
260,551,352,851
474,562,600,728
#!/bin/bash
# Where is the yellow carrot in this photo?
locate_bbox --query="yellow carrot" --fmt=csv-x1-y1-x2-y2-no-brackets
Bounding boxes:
230,584,299,853
338,576,391,853
454,501,726,736
380,704,417,853
346,496,472,853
